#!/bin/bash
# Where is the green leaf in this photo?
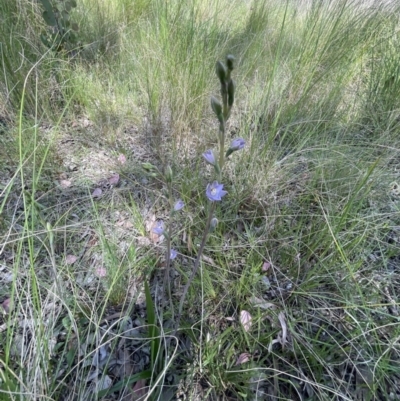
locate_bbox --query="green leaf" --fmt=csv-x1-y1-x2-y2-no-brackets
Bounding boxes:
144,281,160,371
71,22,79,31
62,10,70,21
40,33,51,48
39,0,53,14
42,10,56,26
69,32,77,43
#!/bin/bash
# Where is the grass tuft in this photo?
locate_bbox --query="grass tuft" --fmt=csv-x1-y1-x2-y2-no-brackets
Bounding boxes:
1,0,400,399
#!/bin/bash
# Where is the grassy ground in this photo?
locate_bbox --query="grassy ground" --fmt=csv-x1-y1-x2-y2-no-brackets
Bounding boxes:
1,0,400,399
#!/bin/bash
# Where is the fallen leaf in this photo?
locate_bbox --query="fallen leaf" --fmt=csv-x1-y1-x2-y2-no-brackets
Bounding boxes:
262,261,271,272
145,214,156,232
108,173,120,185
95,267,107,277
65,254,78,265
150,221,163,244
118,154,127,164
137,236,151,247
240,310,252,332
116,220,134,229
235,352,251,366
1,298,12,314
201,254,216,266
97,375,112,391
278,312,287,348
250,296,276,310
132,379,147,400
92,188,102,198
60,179,72,188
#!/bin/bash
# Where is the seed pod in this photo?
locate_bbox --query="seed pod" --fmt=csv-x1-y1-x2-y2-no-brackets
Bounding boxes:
216,61,227,84
165,165,173,183
211,96,223,122
226,55,235,71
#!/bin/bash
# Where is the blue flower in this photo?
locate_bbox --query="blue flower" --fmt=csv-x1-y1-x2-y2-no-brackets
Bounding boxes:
174,199,184,211
170,249,177,260
202,149,216,165
152,221,164,235
206,181,227,201
230,138,245,151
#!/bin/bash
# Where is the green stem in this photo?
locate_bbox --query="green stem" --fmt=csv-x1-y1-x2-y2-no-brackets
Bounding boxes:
163,183,174,320
175,201,216,331
219,120,225,170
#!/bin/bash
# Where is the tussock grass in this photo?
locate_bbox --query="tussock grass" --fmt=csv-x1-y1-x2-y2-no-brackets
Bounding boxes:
1,0,400,399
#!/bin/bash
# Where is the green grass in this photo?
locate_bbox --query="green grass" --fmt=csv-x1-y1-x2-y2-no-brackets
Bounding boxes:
1,0,400,399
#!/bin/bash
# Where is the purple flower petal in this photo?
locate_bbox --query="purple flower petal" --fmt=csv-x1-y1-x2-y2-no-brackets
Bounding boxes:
206,181,227,202
170,249,177,260
230,138,246,151
202,149,216,165
152,220,164,235
174,199,184,211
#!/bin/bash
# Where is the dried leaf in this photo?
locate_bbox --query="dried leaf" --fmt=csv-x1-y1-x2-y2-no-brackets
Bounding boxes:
278,312,287,348
250,296,276,310
91,345,108,368
92,188,102,198
124,221,134,229
235,352,251,366
132,379,147,400
240,310,252,332
1,298,12,314
95,267,107,277
65,254,78,265
201,254,216,266
149,221,163,244
108,173,120,185
262,261,271,272
116,219,134,229
60,179,72,188
118,154,127,164
137,236,151,247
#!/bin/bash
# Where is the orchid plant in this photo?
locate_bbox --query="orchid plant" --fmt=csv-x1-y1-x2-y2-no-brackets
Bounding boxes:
152,55,245,329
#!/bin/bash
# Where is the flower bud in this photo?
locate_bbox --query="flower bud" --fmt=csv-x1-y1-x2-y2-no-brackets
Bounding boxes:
165,165,173,183
230,137,246,151
216,61,227,84
202,149,216,166
174,199,184,211
209,217,218,232
226,137,246,157
211,96,222,117
226,55,235,71
170,249,177,260
211,96,224,123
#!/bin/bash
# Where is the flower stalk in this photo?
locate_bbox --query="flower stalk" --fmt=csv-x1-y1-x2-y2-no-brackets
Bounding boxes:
175,55,245,332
